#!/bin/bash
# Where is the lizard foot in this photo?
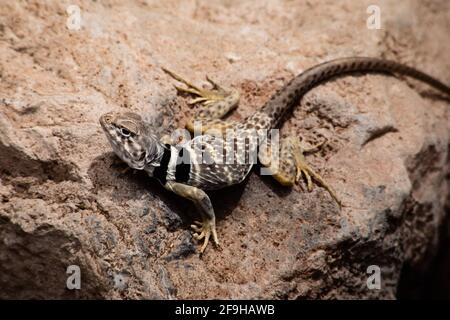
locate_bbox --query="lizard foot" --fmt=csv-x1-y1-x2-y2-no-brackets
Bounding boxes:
162,67,240,123
191,218,219,253
162,67,235,106
162,67,240,134
293,139,341,207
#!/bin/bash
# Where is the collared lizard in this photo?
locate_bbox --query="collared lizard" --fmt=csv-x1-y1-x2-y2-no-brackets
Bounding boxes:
100,57,450,253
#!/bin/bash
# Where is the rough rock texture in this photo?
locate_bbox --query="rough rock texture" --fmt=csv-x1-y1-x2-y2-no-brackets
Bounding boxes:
0,0,449,299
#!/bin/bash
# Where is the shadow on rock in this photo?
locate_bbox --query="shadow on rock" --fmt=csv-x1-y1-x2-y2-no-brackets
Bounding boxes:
87,152,248,228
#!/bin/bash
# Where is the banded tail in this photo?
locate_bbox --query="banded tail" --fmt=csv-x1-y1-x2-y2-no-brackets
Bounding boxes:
260,57,450,127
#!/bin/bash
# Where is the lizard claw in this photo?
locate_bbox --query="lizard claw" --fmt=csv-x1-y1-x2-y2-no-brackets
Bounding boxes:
190,223,202,233
293,139,341,207
162,67,232,107
190,218,219,253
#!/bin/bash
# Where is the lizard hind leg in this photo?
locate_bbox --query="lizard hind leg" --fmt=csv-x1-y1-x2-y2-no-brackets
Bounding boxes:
162,67,240,133
259,136,341,206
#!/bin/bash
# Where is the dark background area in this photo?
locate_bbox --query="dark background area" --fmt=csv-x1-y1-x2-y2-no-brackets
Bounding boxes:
397,202,450,299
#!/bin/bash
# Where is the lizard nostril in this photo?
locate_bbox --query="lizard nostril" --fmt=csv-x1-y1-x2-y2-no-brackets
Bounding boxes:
102,115,112,124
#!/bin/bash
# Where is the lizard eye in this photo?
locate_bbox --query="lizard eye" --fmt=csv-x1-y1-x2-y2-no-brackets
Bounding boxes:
120,128,131,137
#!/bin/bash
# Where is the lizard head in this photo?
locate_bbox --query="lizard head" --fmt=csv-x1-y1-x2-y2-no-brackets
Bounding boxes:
99,111,163,170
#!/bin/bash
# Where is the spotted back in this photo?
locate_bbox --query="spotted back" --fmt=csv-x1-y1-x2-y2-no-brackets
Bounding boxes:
182,134,254,190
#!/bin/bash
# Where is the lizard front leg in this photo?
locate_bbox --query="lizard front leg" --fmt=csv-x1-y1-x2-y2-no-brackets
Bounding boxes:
259,136,341,206
164,181,219,253
162,67,240,134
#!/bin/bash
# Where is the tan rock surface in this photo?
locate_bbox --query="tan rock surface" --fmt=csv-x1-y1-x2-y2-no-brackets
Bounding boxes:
0,0,449,299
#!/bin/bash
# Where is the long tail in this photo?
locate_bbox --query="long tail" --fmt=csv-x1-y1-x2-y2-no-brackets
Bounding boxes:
260,57,450,127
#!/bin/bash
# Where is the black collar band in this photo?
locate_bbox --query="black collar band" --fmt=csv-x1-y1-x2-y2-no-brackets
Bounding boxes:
153,144,171,185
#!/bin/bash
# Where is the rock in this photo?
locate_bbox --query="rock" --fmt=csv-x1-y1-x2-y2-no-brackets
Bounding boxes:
0,0,449,299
